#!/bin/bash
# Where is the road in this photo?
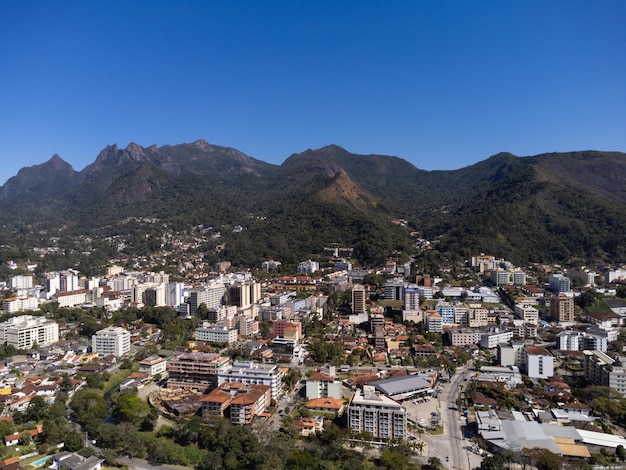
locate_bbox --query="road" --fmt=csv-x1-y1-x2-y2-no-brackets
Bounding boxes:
427,365,475,470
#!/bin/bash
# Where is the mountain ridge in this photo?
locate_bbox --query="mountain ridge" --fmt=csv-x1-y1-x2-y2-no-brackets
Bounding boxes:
1,140,625,269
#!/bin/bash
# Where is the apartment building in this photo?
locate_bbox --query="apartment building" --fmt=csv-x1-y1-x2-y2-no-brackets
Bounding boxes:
305,366,342,400
583,351,626,397
55,289,91,308
0,315,59,349
448,329,482,347
490,270,526,286
550,294,575,322
402,286,422,323
229,384,271,425
549,273,571,293
195,325,238,345
514,304,539,326
348,385,407,440
217,360,285,399
188,282,227,316
384,278,406,301
272,319,302,339
297,260,319,274
1,297,39,313
352,284,367,314
139,355,167,377
92,326,131,357
480,330,514,349
522,346,554,379
435,301,455,324
468,304,489,328
167,352,230,393
201,381,270,425
426,311,443,333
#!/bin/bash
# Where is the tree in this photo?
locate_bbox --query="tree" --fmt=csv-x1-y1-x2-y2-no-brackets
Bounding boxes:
63,430,84,452
112,390,151,427
617,445,626,462
24,396,48,423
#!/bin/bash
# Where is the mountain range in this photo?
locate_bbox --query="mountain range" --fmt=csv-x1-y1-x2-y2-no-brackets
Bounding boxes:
1,140,625,271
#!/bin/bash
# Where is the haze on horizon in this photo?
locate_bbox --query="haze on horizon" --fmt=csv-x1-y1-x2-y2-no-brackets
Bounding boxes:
1,1,625,185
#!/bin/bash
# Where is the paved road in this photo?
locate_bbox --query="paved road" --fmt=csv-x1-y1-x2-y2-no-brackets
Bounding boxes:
426,366,477,470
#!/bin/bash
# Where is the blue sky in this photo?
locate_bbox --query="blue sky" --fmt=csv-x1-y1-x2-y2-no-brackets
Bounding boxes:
1,1,625,185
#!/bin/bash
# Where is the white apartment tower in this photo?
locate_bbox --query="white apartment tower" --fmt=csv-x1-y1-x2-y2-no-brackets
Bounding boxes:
92,326,131,357
0,315,59,349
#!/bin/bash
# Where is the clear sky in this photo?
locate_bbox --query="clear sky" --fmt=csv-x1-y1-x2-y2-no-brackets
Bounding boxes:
1,1,625,185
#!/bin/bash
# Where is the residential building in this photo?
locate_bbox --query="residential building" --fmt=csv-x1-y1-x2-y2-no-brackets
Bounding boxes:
557,330,608,352
448,329,482,347
272,319,302,339
454,304,469,326
195,325,238,345
217,360,285,399
10,275,33,292
0,315,59,349
297,260,319,274
188,282,227,316
352,284,367,314
167,352,230,393
166,282,184,308
261,260,282,271
426,311,442,333
384,278,406,301
522,346,554,379
468,304,489,327
348,385,407,440
306,366,342,399
490,270,526,286
498,342,523,367
1,297,39,314
435,301,455,324
139,355,167,377
550,294,575,322
92,326,131,357
514,304,539,325
549,273,571,293
583,350,614,388
55,289,90,308
481,330,514,349
203,383,272,425
52,452,103,470
227,280,261,310
402,286,422,323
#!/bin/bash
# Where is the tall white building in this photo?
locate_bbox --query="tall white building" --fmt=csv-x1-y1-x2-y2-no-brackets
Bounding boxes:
10,275,33,290
188,282,227,315
92,326,131,357
348,385,407,440
297,260,319,274
522,346,554,379
166,282,184,308
0,315,59,349
1,297,39,314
